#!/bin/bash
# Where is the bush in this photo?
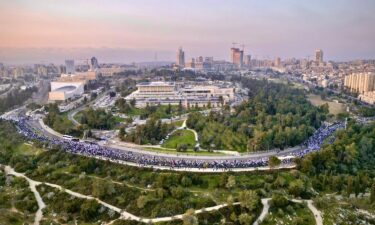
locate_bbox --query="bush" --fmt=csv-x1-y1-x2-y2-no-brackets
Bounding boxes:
271,193,289,208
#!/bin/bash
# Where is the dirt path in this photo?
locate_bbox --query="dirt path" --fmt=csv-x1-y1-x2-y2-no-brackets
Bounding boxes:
291,199,322,225
253,198,271,225
4,166,46,225
254,198,323,225
3,164,241,224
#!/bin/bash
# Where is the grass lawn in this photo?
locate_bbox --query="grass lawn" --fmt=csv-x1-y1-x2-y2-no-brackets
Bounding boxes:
13,143,43,156
308,94,346,115
114,116,125,123
143,146,225,156
170,120,184,127
73,110,83,123
162,129,196,149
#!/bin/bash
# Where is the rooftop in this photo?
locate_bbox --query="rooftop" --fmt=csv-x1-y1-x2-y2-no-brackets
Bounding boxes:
137,81,175,87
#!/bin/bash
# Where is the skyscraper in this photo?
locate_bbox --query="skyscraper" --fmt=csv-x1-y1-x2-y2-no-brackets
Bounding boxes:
230,48,244,68
244,55,251,67
275,57,281,67
315,49,323,63
90,57,99,70
177,47,185,68
65,60,75,74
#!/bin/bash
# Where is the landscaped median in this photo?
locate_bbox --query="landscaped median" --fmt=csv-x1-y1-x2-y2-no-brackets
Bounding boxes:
161,129,196,150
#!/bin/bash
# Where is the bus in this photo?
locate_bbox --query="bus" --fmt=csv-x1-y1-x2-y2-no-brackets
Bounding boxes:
62,135,74,140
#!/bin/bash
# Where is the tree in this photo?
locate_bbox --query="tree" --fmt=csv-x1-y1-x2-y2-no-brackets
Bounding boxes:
227,195,234,206
238,213,253,225
354,176,361,197
226,175,236,189
137,195,147,209
238,190,259,211
166,103,172,115
347,176,353,197
218,96,224,106
271,193,289,208
119,127,126,140
182,209,198,225
178,100,183,115
371,182,375,203
268,156,281,169
181,176,192,187
80,200,100,221
177,144,188,152
130,98,136,107
90,92,98,100
288,179,305,197
109,91,116,98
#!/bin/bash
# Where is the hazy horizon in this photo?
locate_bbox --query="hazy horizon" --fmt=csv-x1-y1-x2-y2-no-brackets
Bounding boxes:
1,0,375,64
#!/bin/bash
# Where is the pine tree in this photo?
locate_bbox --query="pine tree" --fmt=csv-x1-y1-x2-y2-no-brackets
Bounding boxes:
371,182,375,203
347,176,353,197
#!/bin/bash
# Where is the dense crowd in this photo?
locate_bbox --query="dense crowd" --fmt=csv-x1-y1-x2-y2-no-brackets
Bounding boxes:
6,117,344,170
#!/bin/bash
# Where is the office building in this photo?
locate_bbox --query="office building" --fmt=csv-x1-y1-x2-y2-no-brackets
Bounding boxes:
125,81,235,108
275,57,281,67
177,47,185,68
230,48,244,68
344,72,375,94
244,55,251,67
90,57,99,70
99,67,126,77
65,60,75,74
186,58,195,69
315,49,323,63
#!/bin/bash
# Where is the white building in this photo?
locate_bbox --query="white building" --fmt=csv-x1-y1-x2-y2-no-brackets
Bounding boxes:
359,91,375,104
99,67,126,77
49,81,85,101
125,81,234,108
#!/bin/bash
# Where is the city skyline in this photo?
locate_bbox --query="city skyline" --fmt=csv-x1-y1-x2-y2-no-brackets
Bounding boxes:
1,0,375,64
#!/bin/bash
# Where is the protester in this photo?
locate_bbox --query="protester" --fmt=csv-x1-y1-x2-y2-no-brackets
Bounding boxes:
8,117,344,170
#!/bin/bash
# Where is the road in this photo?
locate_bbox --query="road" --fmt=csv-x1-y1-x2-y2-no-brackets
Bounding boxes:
34,110,309,162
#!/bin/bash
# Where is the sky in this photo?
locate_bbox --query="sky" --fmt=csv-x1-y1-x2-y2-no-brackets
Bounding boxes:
0,0,375,64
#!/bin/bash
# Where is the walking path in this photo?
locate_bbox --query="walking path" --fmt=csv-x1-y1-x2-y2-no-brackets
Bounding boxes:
2,164,328,225
291,199,323,225
253,198,271,225
2,164,242,224
3,166,46,225
254,198,323,225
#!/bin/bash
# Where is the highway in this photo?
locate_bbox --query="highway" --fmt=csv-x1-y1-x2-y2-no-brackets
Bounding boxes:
29,115,336,163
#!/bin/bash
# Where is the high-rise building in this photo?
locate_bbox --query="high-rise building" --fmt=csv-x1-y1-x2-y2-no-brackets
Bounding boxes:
344,72,375,94
244,55,251,67
230,48,244,68
90,57,99,70
177,47,185,68
65,60,75,74
196,56,204,63
315,49,323,63
275,57,281,67
186,58,195,69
